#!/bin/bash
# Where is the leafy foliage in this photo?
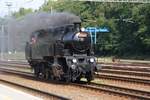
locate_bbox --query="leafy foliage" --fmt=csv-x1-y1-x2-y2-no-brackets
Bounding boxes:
13,8,33,19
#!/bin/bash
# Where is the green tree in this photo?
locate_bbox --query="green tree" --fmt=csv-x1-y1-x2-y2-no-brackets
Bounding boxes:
12,0,150,58
13,8,33,18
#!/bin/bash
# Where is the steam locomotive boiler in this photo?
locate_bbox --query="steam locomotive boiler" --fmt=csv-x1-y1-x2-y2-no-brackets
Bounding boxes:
25,13,97,82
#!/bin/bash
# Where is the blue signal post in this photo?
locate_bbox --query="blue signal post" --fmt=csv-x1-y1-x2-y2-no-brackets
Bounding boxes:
85,27,109,44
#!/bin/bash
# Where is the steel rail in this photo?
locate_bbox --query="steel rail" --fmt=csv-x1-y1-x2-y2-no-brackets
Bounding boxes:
71,82,150,100
1,67,150,99
0,67,33,76
100,69,150,77
95,73,150,84
100,62,150,67
1,61,150,99
0,60,28,65
0,63,30,68
0,79,70,100
0,68,70,100
0,61,149,84
101,65,150,72
89,82,150,99
0,62,31,70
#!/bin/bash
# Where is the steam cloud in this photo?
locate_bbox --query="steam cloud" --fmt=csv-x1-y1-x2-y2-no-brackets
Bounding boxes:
7,12,81,52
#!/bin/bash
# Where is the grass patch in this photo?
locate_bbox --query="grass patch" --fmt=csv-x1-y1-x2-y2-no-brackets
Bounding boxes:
80,78,104,84
96,57,113,63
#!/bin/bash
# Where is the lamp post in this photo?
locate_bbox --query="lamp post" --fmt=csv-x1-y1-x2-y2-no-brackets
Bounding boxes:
0,25,4,60
6,2,12,54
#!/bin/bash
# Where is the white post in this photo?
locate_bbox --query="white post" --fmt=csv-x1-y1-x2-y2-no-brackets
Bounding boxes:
6,2,12,55
1,25,4,60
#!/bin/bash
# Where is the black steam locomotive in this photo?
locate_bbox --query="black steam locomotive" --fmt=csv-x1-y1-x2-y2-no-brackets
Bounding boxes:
25,13,97,82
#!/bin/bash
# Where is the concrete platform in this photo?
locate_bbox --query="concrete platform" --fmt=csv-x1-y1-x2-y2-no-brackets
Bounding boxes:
0,84,42,100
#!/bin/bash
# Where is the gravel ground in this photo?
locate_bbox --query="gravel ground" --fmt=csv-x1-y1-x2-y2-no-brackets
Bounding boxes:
0,71,138,100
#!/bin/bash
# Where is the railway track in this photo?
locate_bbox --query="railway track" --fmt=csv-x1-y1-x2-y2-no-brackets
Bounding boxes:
0,60,28,66
1,60,150,68
0,61,30,68
0,79,70,100
1,60,150,71
99,69,150,77
0,67,129,100
0,68,70,100
1,61,150,84
99,60,150,67
101,64,150,72
72,81,150,100
99,64,150,83
98,62,150,68
0,67,150,100
89,82,150,99
96,73,150,84
0,66,150,100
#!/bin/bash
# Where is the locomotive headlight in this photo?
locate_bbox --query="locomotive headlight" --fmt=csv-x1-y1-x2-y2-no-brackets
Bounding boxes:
89,58,95,63
72,58,77,63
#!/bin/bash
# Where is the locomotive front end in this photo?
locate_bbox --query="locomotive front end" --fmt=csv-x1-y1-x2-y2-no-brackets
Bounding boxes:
63,30,96,82
66,56,96,82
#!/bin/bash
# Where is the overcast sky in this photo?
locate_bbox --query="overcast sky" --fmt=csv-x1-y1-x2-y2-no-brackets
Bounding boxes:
0,0,45,17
